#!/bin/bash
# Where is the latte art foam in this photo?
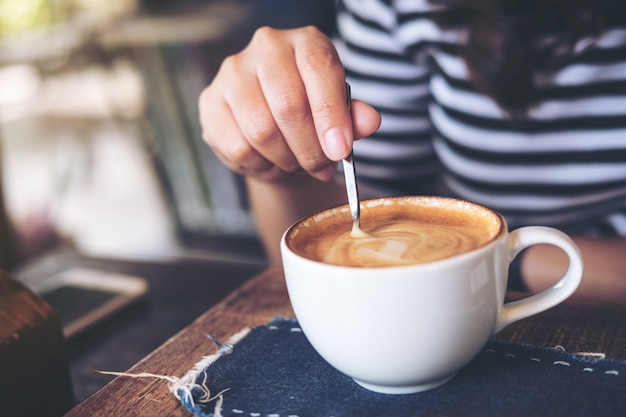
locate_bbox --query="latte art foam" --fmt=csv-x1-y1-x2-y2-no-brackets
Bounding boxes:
322,224,487,267
287,197,502,268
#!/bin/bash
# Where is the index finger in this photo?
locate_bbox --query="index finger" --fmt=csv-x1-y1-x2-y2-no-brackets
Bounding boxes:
293,31,353,161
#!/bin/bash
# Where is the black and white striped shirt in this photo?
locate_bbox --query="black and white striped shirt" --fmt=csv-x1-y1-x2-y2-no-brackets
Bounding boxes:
335,0,626,236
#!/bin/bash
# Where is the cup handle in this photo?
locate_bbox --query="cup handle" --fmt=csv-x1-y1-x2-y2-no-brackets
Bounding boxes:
494,226,583,333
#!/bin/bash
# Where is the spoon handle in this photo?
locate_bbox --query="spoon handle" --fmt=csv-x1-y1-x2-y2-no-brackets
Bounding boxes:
341,83,361,231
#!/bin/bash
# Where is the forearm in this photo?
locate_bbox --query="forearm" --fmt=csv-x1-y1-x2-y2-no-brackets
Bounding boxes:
522,236,626,303
247,175,346,265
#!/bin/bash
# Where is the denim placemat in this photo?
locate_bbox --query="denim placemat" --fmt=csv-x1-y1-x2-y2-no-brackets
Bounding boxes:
174,318,626,417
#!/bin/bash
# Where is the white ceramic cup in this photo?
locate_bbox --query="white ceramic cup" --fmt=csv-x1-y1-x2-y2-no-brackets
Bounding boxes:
281,196,583,394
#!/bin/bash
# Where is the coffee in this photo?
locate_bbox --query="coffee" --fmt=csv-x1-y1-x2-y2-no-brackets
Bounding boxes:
286,197,502,267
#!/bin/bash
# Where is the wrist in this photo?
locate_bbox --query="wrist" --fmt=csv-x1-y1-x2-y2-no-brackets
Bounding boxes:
507,249,528,292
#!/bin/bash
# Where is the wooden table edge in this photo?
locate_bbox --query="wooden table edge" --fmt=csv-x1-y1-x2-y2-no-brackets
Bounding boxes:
65,267,291,416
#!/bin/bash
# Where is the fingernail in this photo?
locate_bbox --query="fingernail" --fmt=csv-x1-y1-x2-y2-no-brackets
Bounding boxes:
323,127,350,160
313,165,337,182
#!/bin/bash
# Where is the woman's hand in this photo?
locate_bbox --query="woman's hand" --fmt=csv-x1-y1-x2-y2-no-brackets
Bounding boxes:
199,26,381,183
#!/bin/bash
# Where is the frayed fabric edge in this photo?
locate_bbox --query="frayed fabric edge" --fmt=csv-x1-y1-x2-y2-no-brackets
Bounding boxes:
98,327,252,417
173,327,252,416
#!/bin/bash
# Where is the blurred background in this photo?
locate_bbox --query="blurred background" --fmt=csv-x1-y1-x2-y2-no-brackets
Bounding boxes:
0,0,336,273
0,0,338,404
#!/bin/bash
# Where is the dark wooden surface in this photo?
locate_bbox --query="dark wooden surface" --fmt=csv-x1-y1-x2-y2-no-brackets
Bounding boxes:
66,266,626,417
14,247,266,406
497,293,626,358
0,270,73,417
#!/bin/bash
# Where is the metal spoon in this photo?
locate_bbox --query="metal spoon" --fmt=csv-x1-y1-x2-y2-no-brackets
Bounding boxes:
342,83,367,238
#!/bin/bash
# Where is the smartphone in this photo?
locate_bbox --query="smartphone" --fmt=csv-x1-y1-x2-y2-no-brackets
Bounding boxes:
33,267,149,338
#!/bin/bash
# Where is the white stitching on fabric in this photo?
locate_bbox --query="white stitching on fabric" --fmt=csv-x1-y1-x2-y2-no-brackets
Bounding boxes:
577,352,607,360
230,412,301,417
485,346,621,376
554,345,606,359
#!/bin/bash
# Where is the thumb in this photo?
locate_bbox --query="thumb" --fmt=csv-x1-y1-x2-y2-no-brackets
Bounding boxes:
351,100,381,141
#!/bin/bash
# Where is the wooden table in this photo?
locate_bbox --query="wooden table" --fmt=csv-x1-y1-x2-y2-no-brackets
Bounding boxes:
65,267,626,416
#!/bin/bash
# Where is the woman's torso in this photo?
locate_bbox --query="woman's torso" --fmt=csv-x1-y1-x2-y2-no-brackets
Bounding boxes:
336,0,626,235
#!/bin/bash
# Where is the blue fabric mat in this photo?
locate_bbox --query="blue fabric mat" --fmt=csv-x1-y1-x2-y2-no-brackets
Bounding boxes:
176,318,626,417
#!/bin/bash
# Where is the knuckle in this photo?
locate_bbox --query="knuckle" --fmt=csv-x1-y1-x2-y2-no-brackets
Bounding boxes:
300,42,342,75
242,116,279,148
311,97,338,116
251,26,280,47
298,150,329,172
222,138,255,164
201,130,214,147
283,163,302,174
200,117,220,148
198,85,210,107
198,87,216,121
272,91,309,123
219,54,243,75
219,54,236,72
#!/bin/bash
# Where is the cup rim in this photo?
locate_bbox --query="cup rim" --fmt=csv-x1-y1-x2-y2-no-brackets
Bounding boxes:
281,195,507,270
